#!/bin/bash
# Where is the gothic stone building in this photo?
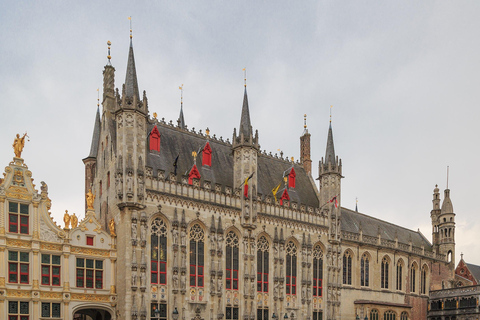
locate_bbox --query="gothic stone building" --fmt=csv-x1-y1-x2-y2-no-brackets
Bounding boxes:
0,155,117,319
83,36,456,320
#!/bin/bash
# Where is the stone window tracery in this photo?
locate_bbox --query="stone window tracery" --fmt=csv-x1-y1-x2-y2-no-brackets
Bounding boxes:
257,236,269,293
151,218,168,285
226,231,239,290
313,245,323,297
384,310,396,320
370,309,379,320
396,260,403,291
400,312,408,320
381,256,389,289
343,251,352,285
410,263,417,293
361,253,370,287
189,224,205,287
286,241,297,295
421,265,427,294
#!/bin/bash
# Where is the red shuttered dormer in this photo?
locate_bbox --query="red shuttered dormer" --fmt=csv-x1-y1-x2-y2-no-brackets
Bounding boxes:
202,142,212,167
149,125,161,152
280,189,290,205
288,167,296,188
188,165,201,185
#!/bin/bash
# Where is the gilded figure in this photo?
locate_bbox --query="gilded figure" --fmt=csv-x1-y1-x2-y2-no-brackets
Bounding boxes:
109,218,116,237
71,213,78,228
63,210,70,229
86,189,95,209
13,133,28,158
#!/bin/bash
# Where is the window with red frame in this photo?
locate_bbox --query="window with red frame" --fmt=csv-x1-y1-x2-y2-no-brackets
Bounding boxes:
189,224,205,287
41,254,61,286
202,142,212,166
225,231,239,290
288,167,296,188
313,245,323,297
76,258,103,289
280,188,290,205
188,165,201,185
149,125,161,152
257,236,269,293
286,241,297,295
86,236,94,246
8,301,29,320
8,251,29,284
151,218,168,285
9,202,29,234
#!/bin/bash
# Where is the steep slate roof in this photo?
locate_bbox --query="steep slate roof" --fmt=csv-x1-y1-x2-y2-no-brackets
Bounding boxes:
145,122,319,208
341,208,433,250
86,107,101,159
466,263,480,282
125,39,140,101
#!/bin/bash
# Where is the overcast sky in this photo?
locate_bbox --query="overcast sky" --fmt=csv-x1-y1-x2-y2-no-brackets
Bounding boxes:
2,1,479,265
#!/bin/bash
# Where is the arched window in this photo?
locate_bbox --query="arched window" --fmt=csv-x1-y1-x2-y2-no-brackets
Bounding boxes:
396,260,403,291
149,125,161,152
421,265,428,294
381,256,389,289
410,263,417,293
313,245,323,297
257,236,269,293
189,224,205,287
286,241,297,295
151,218,167,285
447,251,452,263
370,309,379,320
343,251,352,285
288,167,296,188
384,311,396,320
361,253,370,287
225,231,239,290
202,142,212,167
400,312,408,320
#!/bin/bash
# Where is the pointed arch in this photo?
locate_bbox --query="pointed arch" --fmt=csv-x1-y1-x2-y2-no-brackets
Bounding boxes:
396,258,404,291
225,231,239,291
257,235,270,293
189,223,205,288
150,216,168,285
421,264,429,294
381,255,390,289
313,243,324,297
285,240,298,296
343,249,354,285
410,261,418,293
361,251,371,287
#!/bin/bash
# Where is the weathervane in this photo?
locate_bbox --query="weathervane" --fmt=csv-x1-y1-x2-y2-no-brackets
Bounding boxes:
128,16,133,39
330,105,333,123
243,68,247,87
107,41,112,64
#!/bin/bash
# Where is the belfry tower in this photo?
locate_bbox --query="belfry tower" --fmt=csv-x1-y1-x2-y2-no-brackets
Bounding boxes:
318,118,343,320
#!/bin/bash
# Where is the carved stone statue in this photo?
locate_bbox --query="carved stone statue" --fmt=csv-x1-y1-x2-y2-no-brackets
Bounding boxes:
132,272,137,286
109,218,116,237
172,228,179,245
131,222,137,239
173,272,179,289
217,277,222,292
40,181,48,193
217,234,223,251
138,178,144,196
116,174,123,196
180,229,186,246
86,189,95,210
181,273,186,288
13,133,27,158
140,272,146,287
70,213,78,228
63,210,70,229
274,282,279,296
211,277,216,293
209,233,216,250
141,224,146,242
127,171,133,194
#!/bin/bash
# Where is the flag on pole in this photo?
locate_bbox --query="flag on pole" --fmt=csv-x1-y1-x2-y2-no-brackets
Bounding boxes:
272,182,281,202
173,154,179,175
329,196,338,208
243,172,254,198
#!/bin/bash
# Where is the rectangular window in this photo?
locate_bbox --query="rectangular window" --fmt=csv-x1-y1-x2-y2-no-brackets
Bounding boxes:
41,302,61,318
313,311,323,320
226,307,240,320
8,301,29,320
8,202,29,234
8,251,29,284
151,303,167,320
41,254,61,286
256,308,269,320
76,258,103,288
86,236,94,246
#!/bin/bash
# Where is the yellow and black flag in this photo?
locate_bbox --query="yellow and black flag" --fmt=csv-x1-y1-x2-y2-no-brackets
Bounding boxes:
243,172,254,198
272,182,281,202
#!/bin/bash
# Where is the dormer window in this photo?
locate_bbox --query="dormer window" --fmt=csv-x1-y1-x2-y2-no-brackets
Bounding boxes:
202,142,212,167
188,165,201,185
280,189,290,205
288,167,296,188
149,125,161,152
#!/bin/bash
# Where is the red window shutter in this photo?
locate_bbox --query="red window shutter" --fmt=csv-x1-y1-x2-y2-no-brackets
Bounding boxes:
288,168,296,188
86,236,94,246
280,189,290,205
188,165,201,185
202,142,212,166
149,125,161,152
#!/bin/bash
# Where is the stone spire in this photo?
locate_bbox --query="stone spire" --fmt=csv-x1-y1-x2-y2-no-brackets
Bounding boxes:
178,104,185,130
124,38,140,102
239,88,252,139
441,189,454,214
325,122,336,166
87,107,101,159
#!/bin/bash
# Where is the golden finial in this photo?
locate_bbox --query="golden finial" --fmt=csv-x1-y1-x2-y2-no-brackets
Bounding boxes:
243,68,246,87
97,88,100,108
206,127,210,137
304,114,307,129
179,84,183,105
284,176,288,185
153,112,157,119
128,16,132,39
192,151,197,162
330,105,333,123
107,41,112,63
291,157,294,163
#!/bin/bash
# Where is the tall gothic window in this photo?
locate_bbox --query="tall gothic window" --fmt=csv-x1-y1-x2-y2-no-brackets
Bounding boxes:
151,218,167,285
343,251,352,285
384,310,396,320
370,309,379,320
381,256,389,289
286,241,297,295
257,236,269,293
361,253,370,287
396,260,403,291
410,263,417,293
313,245,323,297
420,265,427,294
400,312,408,320
226,231,239,290
189,224,205,287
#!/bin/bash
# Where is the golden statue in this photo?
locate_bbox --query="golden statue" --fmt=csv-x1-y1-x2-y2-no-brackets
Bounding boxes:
71,213,78,228
86,189,95,210
63,210,71,229
13,133,28,158
109,218,116,237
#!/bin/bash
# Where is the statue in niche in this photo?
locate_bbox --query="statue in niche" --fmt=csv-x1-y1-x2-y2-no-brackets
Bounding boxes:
180,229,186,246
140,272,146,287
211,277,216,292
132,272,137,287
250,279,255,295
116,174,123,196
274,282,279,296
209,233,216,250
131,222,137,239
138,178,144,196
181,273,186,288
302,286,306,300
127,171,133,193
244,203,250,219
172,228,178,245
141,224,146,242
217,234,223,251
181,252,186,267
109,218,116,237
173,272,179,289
